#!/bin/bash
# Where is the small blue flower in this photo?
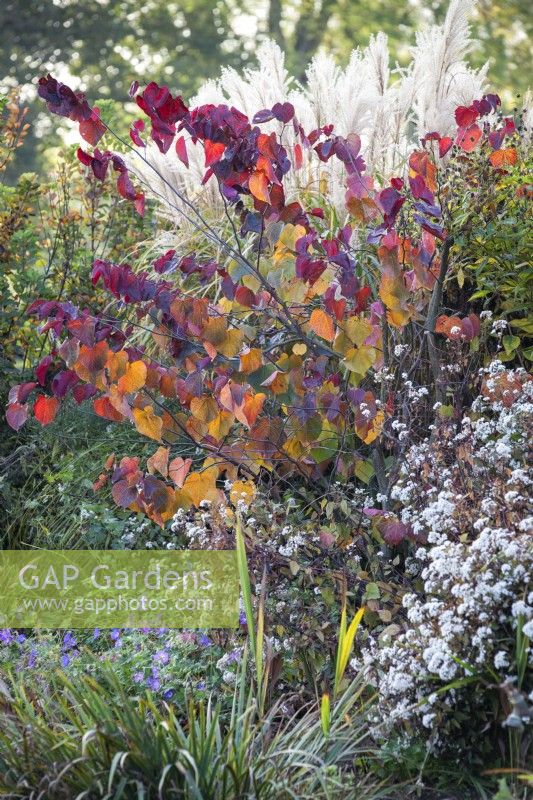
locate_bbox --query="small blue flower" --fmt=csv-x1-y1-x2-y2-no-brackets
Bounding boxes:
132,671,144,684
110,628,121,641
93,628,100,639
60,653,70,668
28,648,37,668
162,688,174,700
198,634,212,647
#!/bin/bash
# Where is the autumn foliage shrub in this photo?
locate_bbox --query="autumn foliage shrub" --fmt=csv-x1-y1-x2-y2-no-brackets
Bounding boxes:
1,48,533,796
5,75,531,535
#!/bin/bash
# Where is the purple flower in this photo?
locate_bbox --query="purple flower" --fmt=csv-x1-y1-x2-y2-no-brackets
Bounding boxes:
197,681,206,690
146,668,160,691
63,631,76,650
28,648,37,668
227,649,241,665
0,629,13,645
153,649,170,666
93,628,100,639
16,634,26,644
110,628,121,641
132,671,144,684
61,654,70,668
198,634,212,647
162,688,174,700
239,611,247,625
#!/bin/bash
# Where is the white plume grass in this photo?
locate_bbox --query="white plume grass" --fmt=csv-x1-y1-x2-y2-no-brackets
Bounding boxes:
129,0,490,226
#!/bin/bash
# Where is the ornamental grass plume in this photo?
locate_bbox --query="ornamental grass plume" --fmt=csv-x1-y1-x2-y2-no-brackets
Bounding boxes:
130,0,488,222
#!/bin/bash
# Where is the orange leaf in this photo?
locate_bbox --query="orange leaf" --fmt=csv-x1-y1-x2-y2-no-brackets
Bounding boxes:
190,395,219,424
356,409,384,444
106,350,129,382
378,273,411,328
182,471,221,507
93,395,126,422
147,446,169,477
204,139,225,166
261,370,289,395
118,360,147,393
489,148,517,168
229,479,256,507
242,392,265,427
74,341,109,385
309,308,335,342
168,456,193,488
409,151,437,192
159,373,177,398
34,395,59,426
202,317,244,358
346,195,378,224
435,315,463,339
133,405,163,441
249,171,270,203
203,340,218,360
240,347,263,373
208,410,234,441
107,385,133,419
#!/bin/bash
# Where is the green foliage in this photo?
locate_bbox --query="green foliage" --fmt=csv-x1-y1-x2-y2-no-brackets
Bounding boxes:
452,150,533,362
0,664,380,799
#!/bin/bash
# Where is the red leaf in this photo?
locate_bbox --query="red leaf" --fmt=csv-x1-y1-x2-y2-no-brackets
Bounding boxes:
204,140,225,167
455,105,478,127
438,136,453,157
117,171,137,200
36,355,54,387
34,395,59,426
235,285,256,307
456,124,482,153
134,193,145,217
175,135,189,167
129,119,146,147
79,108,106,146
72,384,98,404
294,143,303,169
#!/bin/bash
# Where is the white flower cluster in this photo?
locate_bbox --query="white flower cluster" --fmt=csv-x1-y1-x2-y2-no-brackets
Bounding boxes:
279,528,306,558
363,364,533,746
